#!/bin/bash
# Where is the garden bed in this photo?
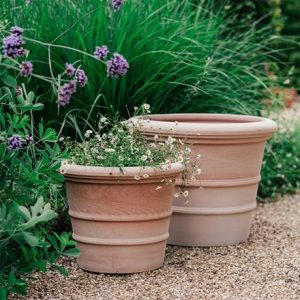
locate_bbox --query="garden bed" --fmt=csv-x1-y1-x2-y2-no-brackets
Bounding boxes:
11,195,300,300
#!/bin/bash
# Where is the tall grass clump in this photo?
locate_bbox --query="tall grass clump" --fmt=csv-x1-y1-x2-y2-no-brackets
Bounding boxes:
0,0,276,129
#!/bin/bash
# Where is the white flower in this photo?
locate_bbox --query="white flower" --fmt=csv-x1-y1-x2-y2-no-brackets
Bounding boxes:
134,175,141,181
118,156,124,161
183,191,189,198
141,155,148,161
161,164,170,171
284,79,290,85
134,106,138,111
95,134,102,141
166,136,175,145
143,174,149,179
196,168,202,175
143,103,150,110
197,154,201,159
185,147,191,154
105,148,115,153
177,156,184,163
100,117,107,123
174,193,179,198
84,130,93,138
59,137,65,142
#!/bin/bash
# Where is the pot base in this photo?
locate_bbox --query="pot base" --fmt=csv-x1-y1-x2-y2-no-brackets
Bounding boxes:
168,211,255,247
76,241,167,274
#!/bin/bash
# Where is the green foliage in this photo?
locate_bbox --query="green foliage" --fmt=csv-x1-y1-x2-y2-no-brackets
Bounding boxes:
0,85,67,207
0,84,78,299
259,122,300,200
1,0,275,128
280,0,300,88
0,199,79,297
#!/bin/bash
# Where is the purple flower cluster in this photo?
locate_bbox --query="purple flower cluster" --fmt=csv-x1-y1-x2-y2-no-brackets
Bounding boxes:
8,135,22,150
11,26,24,36
107,53,129,78
65,63,76,77
20,61,33,77
58,80,77,107
75,68,88,87
2,26,26,58
94,45,109,61
112,0,125,11
25,135,33,145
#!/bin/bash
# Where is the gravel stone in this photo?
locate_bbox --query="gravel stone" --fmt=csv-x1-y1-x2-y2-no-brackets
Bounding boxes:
10,195,300,300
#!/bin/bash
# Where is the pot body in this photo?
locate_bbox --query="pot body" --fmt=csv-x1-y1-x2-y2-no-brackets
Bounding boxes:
62,163,184,273
132,114,277,246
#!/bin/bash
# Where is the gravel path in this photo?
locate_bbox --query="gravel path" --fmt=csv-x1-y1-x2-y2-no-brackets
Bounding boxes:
12,194,300,300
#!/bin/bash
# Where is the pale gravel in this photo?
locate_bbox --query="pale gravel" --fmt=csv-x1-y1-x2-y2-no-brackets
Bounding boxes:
10,195,300,300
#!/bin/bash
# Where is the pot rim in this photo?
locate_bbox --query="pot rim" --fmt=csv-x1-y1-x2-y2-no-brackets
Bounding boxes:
130,113,277,137
60,161,185,179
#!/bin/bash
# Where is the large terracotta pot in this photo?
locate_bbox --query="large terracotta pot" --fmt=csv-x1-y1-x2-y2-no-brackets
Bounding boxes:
60,162,184,273
132,114,277,246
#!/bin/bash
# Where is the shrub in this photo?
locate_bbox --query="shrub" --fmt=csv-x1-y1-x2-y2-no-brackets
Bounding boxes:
259,121,300,200
0,83,79,299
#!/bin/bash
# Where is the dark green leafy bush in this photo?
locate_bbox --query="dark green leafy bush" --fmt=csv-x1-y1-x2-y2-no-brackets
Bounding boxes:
0,84,79,299
259,122,300,200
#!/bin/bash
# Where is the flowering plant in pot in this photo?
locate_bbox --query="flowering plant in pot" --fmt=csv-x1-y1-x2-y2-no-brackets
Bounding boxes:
60,106,197,273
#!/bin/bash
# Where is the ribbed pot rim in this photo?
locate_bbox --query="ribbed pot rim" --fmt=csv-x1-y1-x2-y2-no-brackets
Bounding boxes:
60,162,185,179
130,113,277,137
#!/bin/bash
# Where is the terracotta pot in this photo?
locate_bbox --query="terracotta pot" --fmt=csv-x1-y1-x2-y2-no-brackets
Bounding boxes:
60,162,184,273
131,114,277,246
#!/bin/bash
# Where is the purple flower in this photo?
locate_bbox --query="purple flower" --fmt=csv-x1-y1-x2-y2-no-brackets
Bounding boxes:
65,63,76,77
75,69,88,87
107,53,129,78
20,61,33,77
25,135,33,145
112,0,125,11
8,135,23,150
15,86,23,96
2,34,26,58
58,80,77,107
11,26,24,36
94,45,109,61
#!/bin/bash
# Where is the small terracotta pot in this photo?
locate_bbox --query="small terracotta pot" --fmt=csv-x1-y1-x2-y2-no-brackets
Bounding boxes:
131,114,277,246
61,163,184,273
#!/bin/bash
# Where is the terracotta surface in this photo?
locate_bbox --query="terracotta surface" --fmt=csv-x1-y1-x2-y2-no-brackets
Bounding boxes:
61,163,184,273
131,114,277,246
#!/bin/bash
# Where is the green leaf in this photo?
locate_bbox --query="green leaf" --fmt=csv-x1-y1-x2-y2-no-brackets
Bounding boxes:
36,210,57,223
35,260,47,272
18,206,31,221
22,231,39,247
52,264,69,277
27,91,35,103
0,288,7,300
1,74,17,87
42,128,57,142
32,103,44,111
50,171,65,182
18,103,34,112
63,248,80,257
